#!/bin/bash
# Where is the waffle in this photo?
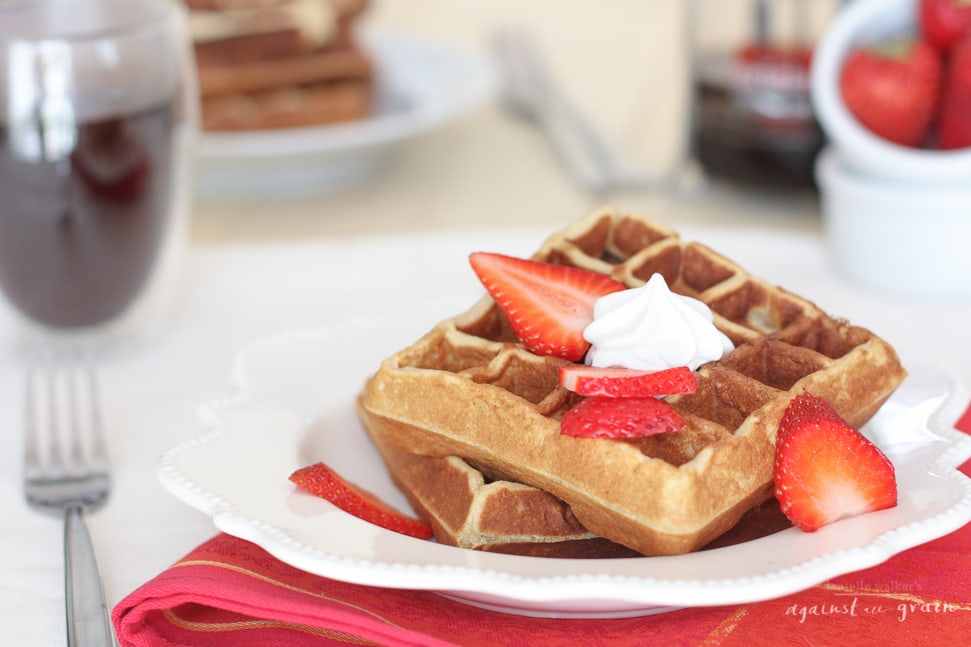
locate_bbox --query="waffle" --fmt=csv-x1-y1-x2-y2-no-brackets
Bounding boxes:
358,398,638,557
359,397,791,557
186,0,374,131
358,207,907,556
200,78,372,130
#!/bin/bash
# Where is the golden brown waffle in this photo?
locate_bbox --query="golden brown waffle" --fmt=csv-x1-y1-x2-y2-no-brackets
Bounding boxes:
358,398,638,558
359,396,792,557
200,78,372,131
187,0,373,130
359,206,907,556
195,46,372,98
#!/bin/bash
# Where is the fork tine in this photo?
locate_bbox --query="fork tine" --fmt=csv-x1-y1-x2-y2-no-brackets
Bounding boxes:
26,345,63,475
64,347,85,471
52,347,75,472
82,348,105,457
44,346,72,474
23,348,41,477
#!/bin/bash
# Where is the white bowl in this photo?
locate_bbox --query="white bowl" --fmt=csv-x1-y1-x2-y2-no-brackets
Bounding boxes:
816,147,971,299
811,0,971,183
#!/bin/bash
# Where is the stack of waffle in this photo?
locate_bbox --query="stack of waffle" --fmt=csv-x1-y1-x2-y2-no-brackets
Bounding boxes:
358,207,907,557
186,0,373,131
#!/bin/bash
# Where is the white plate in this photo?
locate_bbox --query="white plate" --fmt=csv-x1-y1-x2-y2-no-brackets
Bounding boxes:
192,37,496,198
158,304,971,618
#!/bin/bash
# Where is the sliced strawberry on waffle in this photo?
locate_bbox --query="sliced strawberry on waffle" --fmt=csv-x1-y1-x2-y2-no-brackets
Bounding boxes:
289,462,433,539
774,393,897,532
469,252,626,362
559,365,697,398
560,396,686,439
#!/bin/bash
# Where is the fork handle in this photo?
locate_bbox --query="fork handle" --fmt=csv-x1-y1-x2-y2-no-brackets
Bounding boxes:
64,505,115,647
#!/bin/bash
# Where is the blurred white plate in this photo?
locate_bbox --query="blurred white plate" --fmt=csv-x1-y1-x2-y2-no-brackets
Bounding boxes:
193,37,496,198
158,305,971,618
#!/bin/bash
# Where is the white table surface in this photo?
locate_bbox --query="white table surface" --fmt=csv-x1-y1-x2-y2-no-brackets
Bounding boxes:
2,1,969,644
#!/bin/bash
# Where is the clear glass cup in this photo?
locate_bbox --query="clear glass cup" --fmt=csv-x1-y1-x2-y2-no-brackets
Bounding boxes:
0,0,196,343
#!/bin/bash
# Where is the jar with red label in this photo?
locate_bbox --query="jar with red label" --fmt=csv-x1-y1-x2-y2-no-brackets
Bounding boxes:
692,0,841,190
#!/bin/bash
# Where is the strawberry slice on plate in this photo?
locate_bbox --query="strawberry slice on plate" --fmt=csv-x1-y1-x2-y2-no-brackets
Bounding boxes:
289,462,433,539
774,393,897,533
469,252,626,362
560,396,686,439
559,365,697,398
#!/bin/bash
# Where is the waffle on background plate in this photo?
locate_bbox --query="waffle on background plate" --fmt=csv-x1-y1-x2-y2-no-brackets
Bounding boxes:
185,0,373,131
357,207,907,557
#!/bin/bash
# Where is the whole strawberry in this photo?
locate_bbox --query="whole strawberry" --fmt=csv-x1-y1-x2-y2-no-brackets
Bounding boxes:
839,39,943,147
938,33,971,148
920,0,971,52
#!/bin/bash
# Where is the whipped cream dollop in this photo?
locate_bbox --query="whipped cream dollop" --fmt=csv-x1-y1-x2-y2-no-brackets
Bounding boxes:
583,273,734,371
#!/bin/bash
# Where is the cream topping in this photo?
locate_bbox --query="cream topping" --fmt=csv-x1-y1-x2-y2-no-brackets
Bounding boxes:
583,273,734,371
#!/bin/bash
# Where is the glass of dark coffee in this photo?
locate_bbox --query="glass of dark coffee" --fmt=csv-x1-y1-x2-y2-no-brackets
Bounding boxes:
0,0,195,341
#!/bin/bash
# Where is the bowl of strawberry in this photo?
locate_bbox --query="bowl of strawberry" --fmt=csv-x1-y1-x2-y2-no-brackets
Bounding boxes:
810,0,971,298
812,0,971,180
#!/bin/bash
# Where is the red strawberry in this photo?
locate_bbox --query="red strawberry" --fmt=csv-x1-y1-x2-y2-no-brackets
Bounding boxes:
289,462,433,539
920,0,971,52
774,393,897,533
469,252,626,362
560,396,685,439
938,33,971,148
839,38,943,147
559,365,697,398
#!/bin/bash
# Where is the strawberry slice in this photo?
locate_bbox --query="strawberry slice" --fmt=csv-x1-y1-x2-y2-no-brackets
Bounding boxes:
469,252,626,362
289,462,433,539
774,393,897,533
559,365,697,398
560,396,685,439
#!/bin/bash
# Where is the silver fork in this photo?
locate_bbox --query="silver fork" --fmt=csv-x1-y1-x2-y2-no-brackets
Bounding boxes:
24,344,116,646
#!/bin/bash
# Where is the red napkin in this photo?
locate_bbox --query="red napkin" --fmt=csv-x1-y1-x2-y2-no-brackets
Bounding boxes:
114,409,971,647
